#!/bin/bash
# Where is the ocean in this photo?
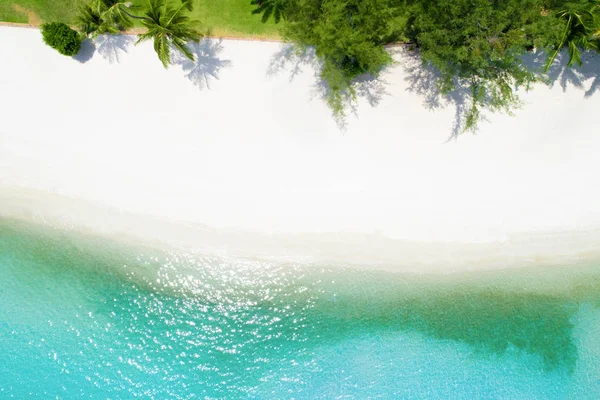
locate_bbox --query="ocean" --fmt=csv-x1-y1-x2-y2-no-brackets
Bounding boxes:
1,218,599,398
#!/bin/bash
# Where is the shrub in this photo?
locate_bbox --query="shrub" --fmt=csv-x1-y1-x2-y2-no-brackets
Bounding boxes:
41,22,82,56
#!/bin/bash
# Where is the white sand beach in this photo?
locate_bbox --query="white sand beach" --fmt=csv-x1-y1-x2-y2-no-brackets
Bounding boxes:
1,26,600,269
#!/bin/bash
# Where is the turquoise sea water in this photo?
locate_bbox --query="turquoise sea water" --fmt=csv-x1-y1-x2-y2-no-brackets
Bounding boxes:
1,218,600,398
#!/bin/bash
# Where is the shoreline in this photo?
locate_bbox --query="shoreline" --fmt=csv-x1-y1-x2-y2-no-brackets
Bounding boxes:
1,26,600,271
2,187,600,273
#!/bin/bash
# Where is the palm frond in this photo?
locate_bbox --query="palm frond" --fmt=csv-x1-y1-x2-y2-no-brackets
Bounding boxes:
545,2,600,71
181,0,193,12
135,0,202,67
567,40,582,66
88,0,135,31
171,37,195,61
75,3,103,36
155,35,171,68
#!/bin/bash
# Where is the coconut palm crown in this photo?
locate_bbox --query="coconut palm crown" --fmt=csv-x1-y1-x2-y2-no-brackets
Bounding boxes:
76,0,135,37
136,0,202,68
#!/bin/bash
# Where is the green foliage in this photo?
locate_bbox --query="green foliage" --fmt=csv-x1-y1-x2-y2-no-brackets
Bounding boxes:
405,0,562,132
41,21,82,56
136,0,202,68
93,0,134,32
282,0,399,117
0,0,278,38
75,0,201,67
544,1,600,71
75,0,134,37
252,0,600,132
75,3,103,36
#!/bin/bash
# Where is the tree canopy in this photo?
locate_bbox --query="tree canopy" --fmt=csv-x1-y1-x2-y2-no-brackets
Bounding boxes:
280,0,402,117
252,0,600,132
405,0,564,131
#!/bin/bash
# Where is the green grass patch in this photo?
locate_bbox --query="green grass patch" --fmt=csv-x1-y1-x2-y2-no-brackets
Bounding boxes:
129,0,281,39
1,0,282,39
0,3,27,23
194,0,281,38
0,0,78,24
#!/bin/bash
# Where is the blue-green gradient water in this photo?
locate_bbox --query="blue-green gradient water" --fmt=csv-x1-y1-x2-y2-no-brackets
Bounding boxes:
1,218,600,398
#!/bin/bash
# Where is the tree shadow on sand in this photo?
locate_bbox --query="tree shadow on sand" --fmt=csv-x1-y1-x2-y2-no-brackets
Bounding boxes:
267,44,389,130
93,34,134,64
527,50,600,98
403,47,600,139
402,47,484,139
173,39,232,90
72,39,96,64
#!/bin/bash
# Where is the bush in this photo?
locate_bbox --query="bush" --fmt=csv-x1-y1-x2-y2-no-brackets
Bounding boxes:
41,22,82,56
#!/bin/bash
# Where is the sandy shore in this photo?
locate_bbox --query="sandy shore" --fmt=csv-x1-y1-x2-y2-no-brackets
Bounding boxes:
1,26,600,269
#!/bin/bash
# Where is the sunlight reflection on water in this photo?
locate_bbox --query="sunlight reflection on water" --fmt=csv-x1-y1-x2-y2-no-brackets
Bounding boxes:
1,218,599,398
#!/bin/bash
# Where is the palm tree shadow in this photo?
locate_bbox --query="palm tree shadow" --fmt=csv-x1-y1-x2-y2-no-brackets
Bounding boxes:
525,50,600,98
173,39,232,90
267,44,390,130
94,34,134,64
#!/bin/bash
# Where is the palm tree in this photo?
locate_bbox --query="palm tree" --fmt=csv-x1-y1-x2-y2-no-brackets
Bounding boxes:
76,0,134,37
94,0,135,31
136,0,202,68
75,3,103,37
544,2,600,71
250,0,287,24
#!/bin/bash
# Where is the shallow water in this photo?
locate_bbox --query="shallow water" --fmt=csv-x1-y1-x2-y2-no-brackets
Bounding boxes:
1,218,599,398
